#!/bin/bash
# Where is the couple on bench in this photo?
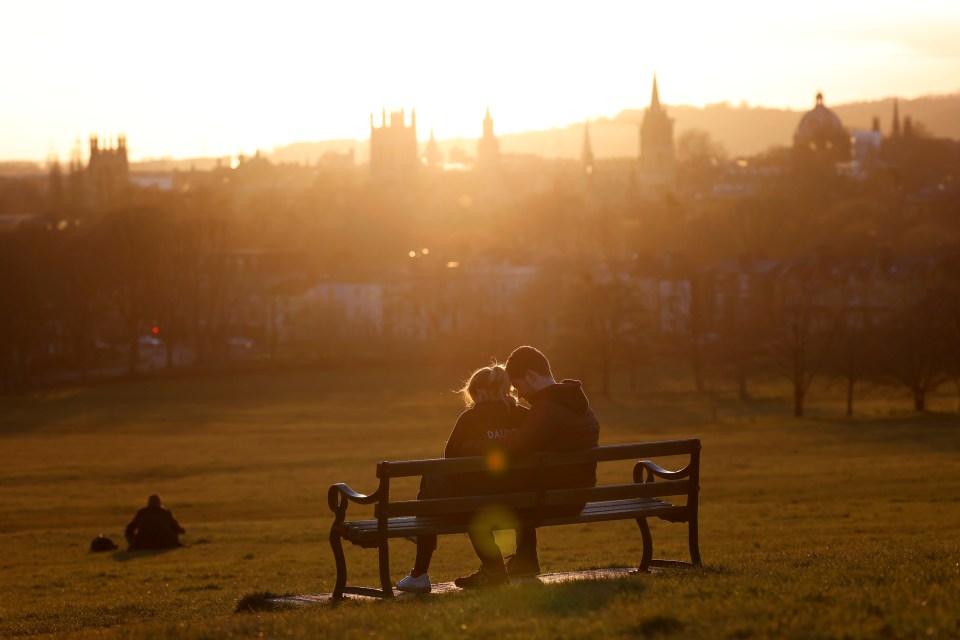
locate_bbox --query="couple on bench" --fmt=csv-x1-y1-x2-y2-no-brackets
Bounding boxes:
397,345,600,593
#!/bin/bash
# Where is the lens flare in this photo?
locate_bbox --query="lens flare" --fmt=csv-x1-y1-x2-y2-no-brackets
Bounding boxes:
485,449,507,475
469,506,518,536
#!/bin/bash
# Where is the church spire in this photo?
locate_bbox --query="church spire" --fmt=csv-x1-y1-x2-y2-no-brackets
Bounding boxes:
478,106,500,173
482,106,495,138
640,73,676,186
650,73,661,111
423,127,442,169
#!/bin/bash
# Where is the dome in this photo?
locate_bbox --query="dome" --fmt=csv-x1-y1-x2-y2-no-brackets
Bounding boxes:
795,92,845,140
793,92,851,162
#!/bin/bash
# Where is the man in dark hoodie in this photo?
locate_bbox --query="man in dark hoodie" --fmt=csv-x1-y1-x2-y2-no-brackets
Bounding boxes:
455,345,600,589
124,494,186,551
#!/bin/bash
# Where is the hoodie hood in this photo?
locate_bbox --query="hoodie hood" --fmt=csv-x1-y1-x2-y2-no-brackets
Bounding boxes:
521,378,599,486
533,379,590,414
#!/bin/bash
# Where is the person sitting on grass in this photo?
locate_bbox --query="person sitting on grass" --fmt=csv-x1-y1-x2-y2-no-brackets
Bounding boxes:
395,364,527,593
124,494,186,551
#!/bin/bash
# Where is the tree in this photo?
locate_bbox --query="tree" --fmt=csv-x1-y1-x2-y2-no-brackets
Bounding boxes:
878,293,948,412
822,309,882,417
0,227,53,391
85,207,177,375
676,128,727,193
185,216,244,366
935,262,960,412
553,266,645,397
762,274,830,418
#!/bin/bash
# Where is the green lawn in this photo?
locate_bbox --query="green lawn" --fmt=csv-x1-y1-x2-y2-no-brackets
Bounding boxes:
1,366,958,639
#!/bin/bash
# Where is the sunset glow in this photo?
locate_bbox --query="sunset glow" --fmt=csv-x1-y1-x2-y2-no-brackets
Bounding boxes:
2,0,960,161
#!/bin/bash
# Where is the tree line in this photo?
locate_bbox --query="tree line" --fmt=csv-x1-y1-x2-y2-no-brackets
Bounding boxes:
2,132,959,415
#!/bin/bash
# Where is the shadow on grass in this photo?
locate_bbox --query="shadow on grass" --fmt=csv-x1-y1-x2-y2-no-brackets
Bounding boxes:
517,576,648,617
235,591,295,613
624,614,686,637
110,547,181,562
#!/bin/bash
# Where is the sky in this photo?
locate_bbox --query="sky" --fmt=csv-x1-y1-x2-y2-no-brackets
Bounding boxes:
2,0,960,163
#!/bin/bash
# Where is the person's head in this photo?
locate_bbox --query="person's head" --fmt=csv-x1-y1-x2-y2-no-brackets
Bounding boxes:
147,494,162,508
459,364,516,408
505,345,556,401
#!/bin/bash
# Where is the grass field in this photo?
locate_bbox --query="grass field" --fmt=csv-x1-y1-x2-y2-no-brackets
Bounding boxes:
1,365,958,639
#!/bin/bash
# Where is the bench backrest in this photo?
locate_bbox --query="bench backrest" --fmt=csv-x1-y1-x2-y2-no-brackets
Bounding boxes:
372,439,701,519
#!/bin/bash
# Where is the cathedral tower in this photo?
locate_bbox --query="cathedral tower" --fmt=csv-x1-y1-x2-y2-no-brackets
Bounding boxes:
85,133,130,210
369,108,419,181
639,74,676,186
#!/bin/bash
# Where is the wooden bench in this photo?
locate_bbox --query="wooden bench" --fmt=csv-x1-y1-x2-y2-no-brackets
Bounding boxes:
327,439,702,600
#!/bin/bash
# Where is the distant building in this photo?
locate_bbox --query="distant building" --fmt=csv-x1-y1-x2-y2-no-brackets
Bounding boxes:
128,173,176,190
52,134,130,211
639,75,676,187
85,134,130,209
421,129,443,170
793,92,851,166
477,107,501,174
848,129,882,176
369,108,419,181
293,282,384,337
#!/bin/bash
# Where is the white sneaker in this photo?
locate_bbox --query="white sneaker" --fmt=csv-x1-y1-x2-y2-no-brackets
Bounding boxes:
396,571,431,593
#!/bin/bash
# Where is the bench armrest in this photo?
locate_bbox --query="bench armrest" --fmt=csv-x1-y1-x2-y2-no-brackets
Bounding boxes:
634,460,693,483
328,483,380,520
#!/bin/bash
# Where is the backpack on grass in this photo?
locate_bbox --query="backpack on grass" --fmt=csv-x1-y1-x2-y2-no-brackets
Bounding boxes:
89,535,118,552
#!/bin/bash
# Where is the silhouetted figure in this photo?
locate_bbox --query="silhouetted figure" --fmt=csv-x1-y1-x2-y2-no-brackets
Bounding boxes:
124,495,186,551
455,345,600,589
394,364,527,594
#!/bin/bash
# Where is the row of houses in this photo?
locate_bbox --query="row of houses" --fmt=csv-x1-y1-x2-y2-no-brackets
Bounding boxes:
15,242,956,377
240,246,956,350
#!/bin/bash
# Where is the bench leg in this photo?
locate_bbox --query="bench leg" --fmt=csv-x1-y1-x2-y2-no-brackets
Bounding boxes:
378,539,394,598
636,517,653,572
330,529,347,601
688,516,702,566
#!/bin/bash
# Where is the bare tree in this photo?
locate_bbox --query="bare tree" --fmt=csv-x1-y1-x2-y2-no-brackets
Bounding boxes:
822,309,882,417
86,207,175,375
0,228,51,391
878,294,948,412
676,128,727,193
554,267,645,397
762,278,830,418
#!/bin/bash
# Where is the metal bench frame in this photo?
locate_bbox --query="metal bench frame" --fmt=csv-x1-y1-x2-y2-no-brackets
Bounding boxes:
327,439,702,600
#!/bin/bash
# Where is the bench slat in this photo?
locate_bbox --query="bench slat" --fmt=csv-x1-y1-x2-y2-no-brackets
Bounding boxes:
540,441,700,465
377,440,700,478
385,491,539,518
337,498,689,544
543,479,690,506
383,479,690,518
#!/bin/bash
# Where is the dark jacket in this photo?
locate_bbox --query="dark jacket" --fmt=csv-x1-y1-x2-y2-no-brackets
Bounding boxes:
502,379,600,490
420,400,529,499
443,400,528,457
125,506,185,550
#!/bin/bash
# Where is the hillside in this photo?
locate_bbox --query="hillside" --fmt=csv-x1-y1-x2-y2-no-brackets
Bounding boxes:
94,91,953,171
494,92,960,160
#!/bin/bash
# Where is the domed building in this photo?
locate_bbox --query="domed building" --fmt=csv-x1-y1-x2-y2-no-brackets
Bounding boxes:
793,92,851,165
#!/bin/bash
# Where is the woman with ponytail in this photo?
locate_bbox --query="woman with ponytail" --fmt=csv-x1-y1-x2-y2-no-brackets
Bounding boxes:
395,363,527,593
